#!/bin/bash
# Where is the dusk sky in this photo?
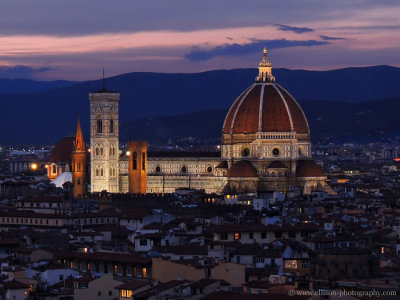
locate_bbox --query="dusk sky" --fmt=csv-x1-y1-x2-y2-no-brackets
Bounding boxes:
1,0,399,80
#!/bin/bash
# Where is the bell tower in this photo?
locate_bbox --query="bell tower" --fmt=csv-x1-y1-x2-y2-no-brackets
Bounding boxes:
89,77,119,193
127,141,148,194
72,115,87,197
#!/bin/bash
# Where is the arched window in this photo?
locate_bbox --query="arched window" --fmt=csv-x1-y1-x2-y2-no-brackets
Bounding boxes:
52,164,57,174
96,169,99,176
77,162,81,171
96,119,103,134
100,147,104,156
132,152,137,170
100,168,104,176
96,148,99,156
77,177,81,185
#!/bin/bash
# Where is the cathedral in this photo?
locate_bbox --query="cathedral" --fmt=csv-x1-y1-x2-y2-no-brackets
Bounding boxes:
48,49,333,196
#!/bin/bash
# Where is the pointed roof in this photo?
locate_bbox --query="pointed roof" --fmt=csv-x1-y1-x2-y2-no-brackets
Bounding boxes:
74,114,86,152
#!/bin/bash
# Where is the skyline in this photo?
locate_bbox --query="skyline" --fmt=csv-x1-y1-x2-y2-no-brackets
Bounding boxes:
0,0,400,80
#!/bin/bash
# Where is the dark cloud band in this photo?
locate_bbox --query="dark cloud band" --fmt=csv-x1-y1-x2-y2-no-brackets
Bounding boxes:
185,39,329,61
320,35,346,40
276,24,314,33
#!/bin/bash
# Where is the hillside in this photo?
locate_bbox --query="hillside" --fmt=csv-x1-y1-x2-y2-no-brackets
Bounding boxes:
1,65,400,144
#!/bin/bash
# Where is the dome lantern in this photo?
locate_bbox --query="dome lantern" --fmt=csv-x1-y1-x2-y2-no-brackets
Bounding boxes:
255,47,275,83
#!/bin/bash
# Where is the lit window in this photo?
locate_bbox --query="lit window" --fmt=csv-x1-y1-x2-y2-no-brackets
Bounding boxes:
142,267,147,278
234,233,240,240
285,260,298,269
142,153,146,170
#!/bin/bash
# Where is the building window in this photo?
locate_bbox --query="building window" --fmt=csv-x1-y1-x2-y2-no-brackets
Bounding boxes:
142,152,146,170
249,232,254,239
100,148,103,156
96,119,103,134
302,260,310,269
96,169,99,176
261,232,266,239
221,233,228,240
121,290,132,297
77,177,81,185
234,233,241,240
155,166,161,173
285,260,298,269
272,147,280,156
140,239,148,246
110,119,114,133
97,291,101,296
275,231,282,238
181,166,187,173
132,152,137,170
207,166,213,173
100,168,104,176
289,231,296,238
142,267,147,278
52,164,57,174
77,162,81,171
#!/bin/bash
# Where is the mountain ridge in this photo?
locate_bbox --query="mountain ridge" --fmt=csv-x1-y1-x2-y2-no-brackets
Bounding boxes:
1,65,400,144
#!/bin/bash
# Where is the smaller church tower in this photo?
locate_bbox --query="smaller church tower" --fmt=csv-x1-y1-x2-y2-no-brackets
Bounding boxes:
127,141,148,194
72,115,87,197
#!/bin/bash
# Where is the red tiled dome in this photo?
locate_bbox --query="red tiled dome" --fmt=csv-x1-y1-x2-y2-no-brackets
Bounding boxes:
226,160,258,177
49,136,75,163
296,160,324,177
223,83,309,135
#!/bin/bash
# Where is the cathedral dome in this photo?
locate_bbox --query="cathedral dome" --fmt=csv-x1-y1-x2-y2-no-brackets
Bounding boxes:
222,48,309,142
226,160,258,177
49,136,75,163
223,83,309,135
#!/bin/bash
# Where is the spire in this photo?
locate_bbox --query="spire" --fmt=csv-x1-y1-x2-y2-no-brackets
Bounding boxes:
74,113,86,152
255,47,275,83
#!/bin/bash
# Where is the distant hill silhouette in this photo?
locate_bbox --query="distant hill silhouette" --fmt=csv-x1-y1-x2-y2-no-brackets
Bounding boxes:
1,65,400,144
123,97,400,144
0,78,77,94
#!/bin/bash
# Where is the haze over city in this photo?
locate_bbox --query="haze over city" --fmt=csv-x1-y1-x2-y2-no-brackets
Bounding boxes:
0,0,400,80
